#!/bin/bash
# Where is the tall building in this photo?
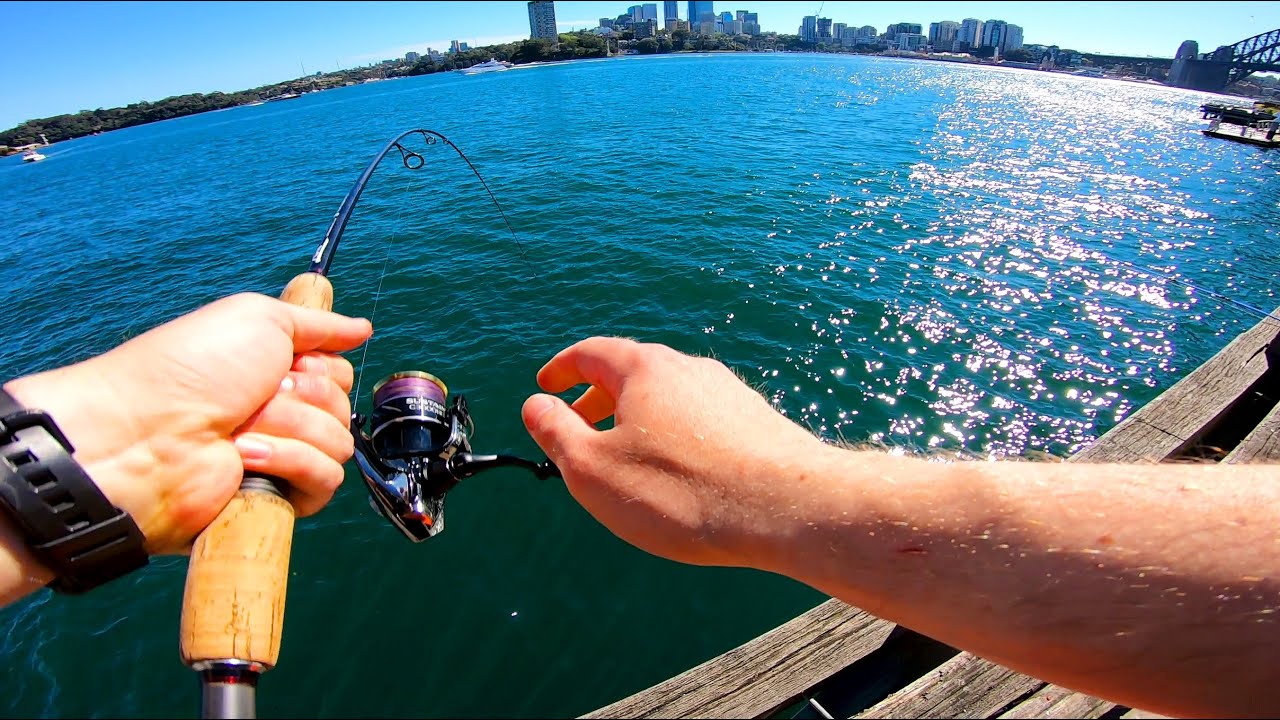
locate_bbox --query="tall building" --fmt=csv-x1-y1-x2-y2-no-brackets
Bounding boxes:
743,11,758,35
956,18,983,49
980,19,1007,50
817,17,833,41
664,0,678,23
687,1,714,24
800,15,817,42
898,34,926,51
1004,24,1024,52
928,21,959,46
885,22,922,37
642,3,657,21
528,1,558,42
833,22,847,41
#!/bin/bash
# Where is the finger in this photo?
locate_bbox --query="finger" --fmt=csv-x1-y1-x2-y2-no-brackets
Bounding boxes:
238,394,354,462
276,371,351,426
537,337,643,395
571,385,616,425
522,393,598,467
271,299,373,355
234,433,345,518
292,353,356,396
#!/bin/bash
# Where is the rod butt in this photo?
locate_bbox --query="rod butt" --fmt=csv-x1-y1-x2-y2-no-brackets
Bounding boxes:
196,660,262,719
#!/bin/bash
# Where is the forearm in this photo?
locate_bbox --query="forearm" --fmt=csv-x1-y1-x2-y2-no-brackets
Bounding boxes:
762,447,1280,718
0,370,153,606
0,372,108,606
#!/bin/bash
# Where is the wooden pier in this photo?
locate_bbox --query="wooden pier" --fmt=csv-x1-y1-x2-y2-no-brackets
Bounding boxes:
585,309,1280,719
1200,102,1280,148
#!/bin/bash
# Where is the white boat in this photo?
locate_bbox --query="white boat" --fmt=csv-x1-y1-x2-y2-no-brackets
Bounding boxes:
21,148,45,162
457,58,512,75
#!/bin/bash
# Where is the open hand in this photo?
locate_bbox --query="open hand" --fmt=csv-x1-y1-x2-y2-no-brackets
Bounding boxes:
521,337,830,568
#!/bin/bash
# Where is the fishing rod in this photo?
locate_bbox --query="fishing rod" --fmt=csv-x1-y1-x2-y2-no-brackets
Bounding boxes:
179,128,558,719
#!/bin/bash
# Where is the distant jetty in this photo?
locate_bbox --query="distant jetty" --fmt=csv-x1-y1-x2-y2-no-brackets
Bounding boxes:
1200,101,1280,148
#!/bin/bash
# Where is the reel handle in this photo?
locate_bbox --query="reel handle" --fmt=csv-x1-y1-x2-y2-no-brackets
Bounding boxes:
179,272,334,716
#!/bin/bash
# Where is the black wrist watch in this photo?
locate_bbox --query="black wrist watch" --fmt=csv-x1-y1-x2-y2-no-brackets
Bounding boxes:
0,387,148,594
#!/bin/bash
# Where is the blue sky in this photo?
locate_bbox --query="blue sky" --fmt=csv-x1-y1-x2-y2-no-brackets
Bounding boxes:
3,1,1279,131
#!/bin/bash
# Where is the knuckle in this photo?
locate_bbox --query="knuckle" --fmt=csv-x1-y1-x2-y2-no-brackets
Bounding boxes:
320,461,345,493
334,424,355,461
225,292,272,315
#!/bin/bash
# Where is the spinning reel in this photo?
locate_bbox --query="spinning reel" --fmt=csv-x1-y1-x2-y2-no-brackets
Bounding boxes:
351,371,559,542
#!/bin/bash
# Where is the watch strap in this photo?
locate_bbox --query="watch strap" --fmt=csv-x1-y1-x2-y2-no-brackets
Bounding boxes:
0,388,149,594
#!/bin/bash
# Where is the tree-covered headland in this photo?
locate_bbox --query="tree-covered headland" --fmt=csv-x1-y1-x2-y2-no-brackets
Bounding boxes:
4,29,1171,151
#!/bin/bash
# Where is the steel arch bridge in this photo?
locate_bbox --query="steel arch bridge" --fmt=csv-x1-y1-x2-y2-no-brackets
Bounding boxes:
1208,28,1280,85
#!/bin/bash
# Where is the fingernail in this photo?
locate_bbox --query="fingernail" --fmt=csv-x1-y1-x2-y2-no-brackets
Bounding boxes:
280,375,296,393
235,436,273,460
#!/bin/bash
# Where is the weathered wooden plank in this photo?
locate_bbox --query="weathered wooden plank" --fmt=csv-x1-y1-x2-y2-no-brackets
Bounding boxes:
1070,314,1280,463
995,684,1115,719
1224,400,1280,463
853,652,1043,719
582,599,896,719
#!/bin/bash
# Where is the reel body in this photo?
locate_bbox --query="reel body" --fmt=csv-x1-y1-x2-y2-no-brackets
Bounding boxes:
351,370,558,542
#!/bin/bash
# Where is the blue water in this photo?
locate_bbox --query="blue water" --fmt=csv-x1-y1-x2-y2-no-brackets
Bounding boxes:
1,53,1277,718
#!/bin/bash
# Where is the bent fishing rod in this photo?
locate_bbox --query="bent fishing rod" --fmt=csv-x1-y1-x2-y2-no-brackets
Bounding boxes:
180,129,557,719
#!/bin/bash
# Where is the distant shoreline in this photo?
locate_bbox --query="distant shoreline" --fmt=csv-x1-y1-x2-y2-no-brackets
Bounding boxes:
2,47,1248,154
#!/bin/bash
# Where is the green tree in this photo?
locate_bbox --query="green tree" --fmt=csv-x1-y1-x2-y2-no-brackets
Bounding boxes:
1004,48,1034,63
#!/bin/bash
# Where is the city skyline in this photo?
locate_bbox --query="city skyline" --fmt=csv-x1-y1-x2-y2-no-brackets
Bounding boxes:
3,1,1279,130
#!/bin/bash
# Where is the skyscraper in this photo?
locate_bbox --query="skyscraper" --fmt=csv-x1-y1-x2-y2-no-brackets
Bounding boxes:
980,19,1007,51
527,1,558,42
817,17,833,41
928,21,959,45
956,18,983,49
800,15,817,42
642,3,657,21
687,1,713,24
664,0,678,23
1004,24,1024,52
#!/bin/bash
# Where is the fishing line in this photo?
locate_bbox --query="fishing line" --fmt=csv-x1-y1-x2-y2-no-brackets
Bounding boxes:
1093,254,1280,325
302,127,560,548
351,183,410,406
338,129,538,403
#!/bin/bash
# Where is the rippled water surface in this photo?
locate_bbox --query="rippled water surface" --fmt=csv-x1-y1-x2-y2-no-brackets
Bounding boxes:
1,53,1277,717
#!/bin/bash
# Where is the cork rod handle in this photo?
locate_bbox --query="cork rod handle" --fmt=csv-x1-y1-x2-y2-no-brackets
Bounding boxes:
179,272,335,669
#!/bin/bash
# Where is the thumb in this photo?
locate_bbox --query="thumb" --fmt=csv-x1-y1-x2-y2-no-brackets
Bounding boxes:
522,393,595,465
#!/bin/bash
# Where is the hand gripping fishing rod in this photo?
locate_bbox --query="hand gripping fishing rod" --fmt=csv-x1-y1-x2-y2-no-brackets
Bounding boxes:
179,129,555,719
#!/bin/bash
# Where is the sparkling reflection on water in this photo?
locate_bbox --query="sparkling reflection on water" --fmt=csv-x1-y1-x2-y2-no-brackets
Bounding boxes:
706,60,1280,459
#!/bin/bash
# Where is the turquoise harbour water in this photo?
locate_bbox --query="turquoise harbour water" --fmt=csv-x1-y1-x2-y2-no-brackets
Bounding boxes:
1,53,1278,718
